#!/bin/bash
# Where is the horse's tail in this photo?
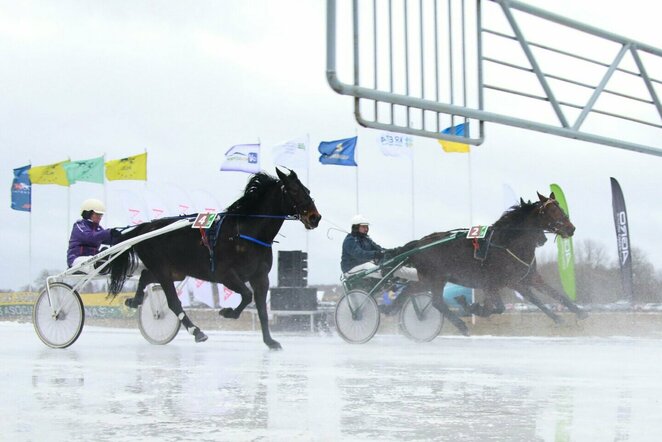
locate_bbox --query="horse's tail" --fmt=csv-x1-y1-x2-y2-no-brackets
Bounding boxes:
108,248,138,296
108,226,144,296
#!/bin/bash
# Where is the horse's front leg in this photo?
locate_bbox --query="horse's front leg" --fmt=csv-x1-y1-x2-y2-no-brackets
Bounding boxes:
462,289,503,317
482,289,505,316
529,273,588,319
511,282,564,325
430,281,469,336
250,272,281,351
218,271,254,319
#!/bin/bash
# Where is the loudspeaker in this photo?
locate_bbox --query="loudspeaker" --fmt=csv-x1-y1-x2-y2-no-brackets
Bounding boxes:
270,287,317,311
278,250,308,287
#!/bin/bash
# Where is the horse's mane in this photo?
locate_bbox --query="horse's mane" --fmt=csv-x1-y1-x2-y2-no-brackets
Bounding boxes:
493,200,537,230
389,201,540,257
226,172,279,215
491,199,540,242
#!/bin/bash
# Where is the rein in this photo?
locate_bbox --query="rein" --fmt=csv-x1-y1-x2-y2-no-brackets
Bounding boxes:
238,234,272,248
490,238,537,281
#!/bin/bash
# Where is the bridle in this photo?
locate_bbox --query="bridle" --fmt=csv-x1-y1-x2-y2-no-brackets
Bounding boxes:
280,182,314,221
537,199,570,234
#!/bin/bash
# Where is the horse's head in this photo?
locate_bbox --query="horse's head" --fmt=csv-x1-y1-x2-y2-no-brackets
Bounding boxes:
536,192,575,238
276,168,321,229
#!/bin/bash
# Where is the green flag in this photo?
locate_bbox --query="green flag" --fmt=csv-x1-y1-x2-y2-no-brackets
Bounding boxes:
64,156,105,184
550,184,576,300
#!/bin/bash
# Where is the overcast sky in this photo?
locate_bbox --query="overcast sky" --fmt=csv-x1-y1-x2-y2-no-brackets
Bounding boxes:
2,0,661,291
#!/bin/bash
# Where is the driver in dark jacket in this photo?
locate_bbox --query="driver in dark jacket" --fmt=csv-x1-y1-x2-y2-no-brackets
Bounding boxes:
341,214,384,275
341,214,417,281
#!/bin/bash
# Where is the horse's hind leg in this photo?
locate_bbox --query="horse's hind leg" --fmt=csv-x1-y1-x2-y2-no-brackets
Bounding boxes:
431,290,469,336
159,279,208,343
512,283,564,325
124,269,156,308
530,273,588,319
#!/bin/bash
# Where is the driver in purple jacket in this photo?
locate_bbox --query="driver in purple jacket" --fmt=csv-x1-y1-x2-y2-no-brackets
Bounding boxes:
67,198,116,268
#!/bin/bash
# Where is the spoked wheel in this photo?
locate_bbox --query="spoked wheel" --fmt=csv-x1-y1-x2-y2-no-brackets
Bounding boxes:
33,282,85,349
335,290,380,344
137,285,180,345
399,292,443,342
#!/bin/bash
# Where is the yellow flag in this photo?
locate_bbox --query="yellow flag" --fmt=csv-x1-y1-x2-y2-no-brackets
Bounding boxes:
438,140,470,153
28,161,70,186
105,152,147,181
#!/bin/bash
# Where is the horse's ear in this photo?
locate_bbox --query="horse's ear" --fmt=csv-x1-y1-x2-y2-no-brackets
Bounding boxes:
519,197,525,205
537,192,547,202
549,191,556,200
275,167,289,182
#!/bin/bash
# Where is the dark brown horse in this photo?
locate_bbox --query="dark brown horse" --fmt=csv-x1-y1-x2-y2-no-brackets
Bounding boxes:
108,169,321,349
391,192,586,336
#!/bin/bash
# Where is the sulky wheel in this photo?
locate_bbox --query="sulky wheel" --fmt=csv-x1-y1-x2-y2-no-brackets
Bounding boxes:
137,285,180,345
334,290,380,344
399,292,443,342
33,282,85,349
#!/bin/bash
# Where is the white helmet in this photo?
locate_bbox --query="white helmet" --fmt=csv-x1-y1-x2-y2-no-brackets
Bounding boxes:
351,214,370,226
80,198,106,214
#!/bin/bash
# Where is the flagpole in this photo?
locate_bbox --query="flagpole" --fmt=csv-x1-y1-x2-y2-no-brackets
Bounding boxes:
29,204,33,293
28,161,33,293
355,128,359,214
305,133,310,254
410,145,415,240
103,153,108,219
67,156,71,250
467,152,473,224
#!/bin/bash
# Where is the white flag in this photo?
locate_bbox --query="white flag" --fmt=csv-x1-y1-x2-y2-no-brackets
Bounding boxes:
220,144,261,173
272,135,308,169
377,131,413,158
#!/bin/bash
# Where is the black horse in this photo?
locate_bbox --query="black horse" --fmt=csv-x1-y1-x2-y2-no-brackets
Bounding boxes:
108,168,321,349
391,192,586,336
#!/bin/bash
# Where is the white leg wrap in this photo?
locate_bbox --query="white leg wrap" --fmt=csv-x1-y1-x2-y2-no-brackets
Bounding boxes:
178,313,185,320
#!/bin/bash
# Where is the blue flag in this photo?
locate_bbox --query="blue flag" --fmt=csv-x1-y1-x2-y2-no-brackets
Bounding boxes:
318,136,358,166
11,165,31,212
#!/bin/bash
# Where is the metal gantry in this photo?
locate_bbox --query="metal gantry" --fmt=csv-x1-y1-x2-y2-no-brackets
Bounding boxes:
327,0,662,156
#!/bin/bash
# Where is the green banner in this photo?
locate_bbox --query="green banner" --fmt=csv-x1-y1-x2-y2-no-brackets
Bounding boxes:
550,184,576,300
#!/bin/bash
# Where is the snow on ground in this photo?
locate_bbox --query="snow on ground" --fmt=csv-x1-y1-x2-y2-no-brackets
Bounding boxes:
2,321,662,441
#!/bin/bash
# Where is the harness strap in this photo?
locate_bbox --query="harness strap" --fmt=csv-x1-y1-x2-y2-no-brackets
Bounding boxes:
492,245,536,281
238,234,272,248
198,215,226,273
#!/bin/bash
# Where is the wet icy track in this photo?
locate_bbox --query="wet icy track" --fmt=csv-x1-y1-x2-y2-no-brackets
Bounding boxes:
2,322,662,441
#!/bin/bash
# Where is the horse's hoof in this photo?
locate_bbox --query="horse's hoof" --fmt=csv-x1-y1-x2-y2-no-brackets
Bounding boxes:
194,329,208,343
454,296,469,308
455,323,470,337
124,297,142,309
267,340,282,351
219,308,238,319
